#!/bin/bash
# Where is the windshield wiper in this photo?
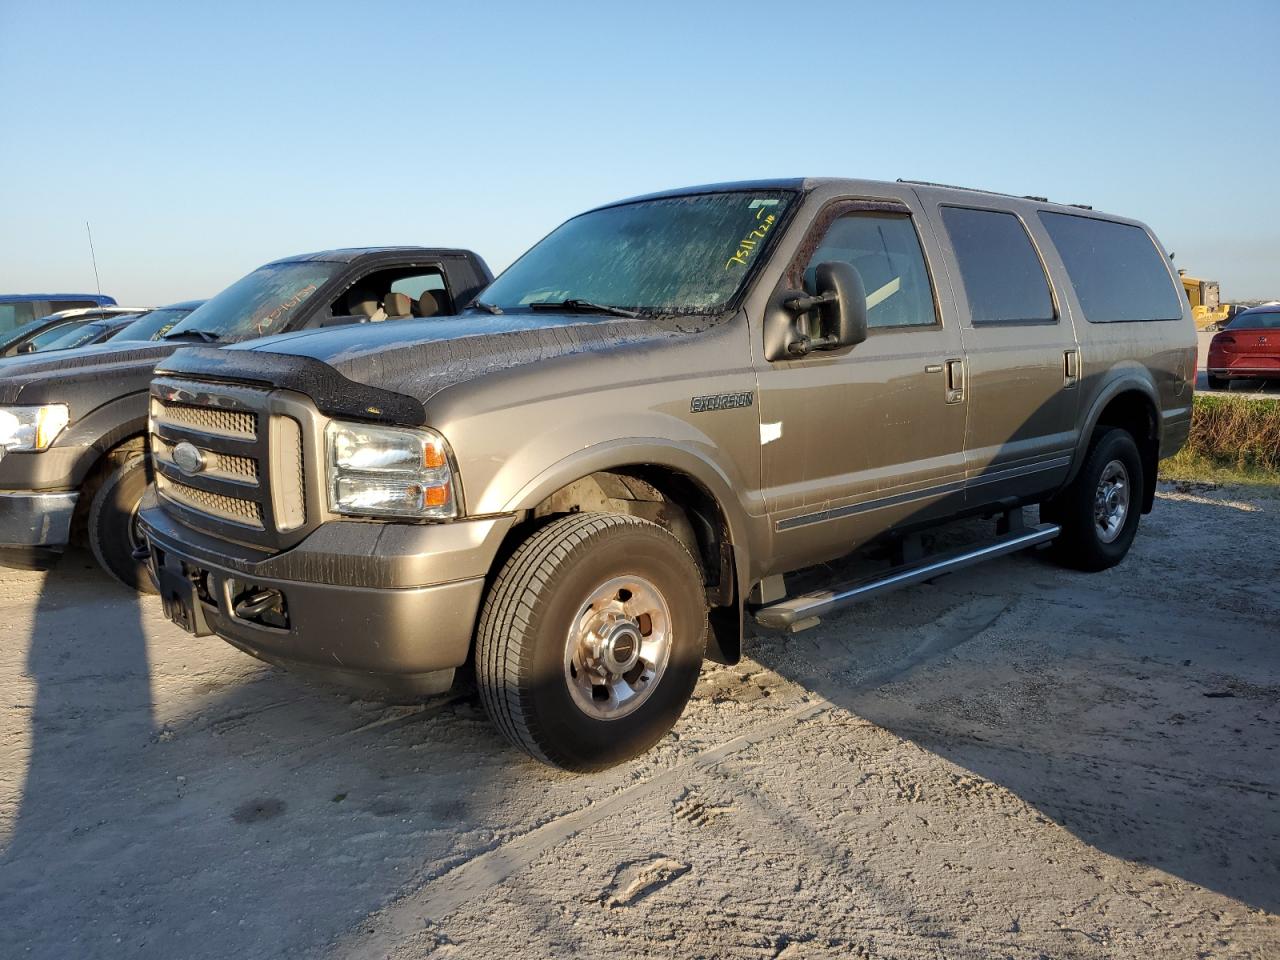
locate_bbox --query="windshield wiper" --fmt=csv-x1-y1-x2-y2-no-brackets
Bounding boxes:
468,299,503,315
528,298,640,319
162,329,221,343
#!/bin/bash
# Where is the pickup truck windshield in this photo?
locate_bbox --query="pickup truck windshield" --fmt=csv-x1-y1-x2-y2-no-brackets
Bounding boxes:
481,190,795,315
114,306,195,342
166,262,341,341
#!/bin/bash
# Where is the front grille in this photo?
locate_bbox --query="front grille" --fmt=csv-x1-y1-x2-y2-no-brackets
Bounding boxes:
151,399,256,438
157,475,264,529
150,379,309,547
152,435,260,483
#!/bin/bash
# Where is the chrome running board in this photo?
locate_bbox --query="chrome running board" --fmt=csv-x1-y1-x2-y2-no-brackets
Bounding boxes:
752,522,1060,631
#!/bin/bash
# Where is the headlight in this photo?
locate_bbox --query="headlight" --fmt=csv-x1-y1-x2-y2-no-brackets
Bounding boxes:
325,420,458,520
0,404,71,456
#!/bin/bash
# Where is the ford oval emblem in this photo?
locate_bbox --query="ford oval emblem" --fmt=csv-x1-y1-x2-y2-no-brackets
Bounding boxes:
172,441,207,476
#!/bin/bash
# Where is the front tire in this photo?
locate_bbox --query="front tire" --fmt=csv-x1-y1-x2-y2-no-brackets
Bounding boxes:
1043,427,1144,572
475,513,708,771
88,451,155,593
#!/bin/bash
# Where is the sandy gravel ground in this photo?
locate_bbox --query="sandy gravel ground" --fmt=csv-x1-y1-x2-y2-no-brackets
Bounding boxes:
1,484,1277,959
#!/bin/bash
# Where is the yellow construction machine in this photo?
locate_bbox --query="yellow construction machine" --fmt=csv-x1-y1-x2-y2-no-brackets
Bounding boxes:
1180,272,1231,329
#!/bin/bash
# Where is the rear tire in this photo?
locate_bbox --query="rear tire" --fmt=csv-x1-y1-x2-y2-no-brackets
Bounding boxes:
475,512,708,771
1207,374,1229,390
88,451,155,593
1043,427,1144,573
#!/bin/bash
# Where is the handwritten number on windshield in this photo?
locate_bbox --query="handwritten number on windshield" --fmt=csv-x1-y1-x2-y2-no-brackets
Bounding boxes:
725,208,777,270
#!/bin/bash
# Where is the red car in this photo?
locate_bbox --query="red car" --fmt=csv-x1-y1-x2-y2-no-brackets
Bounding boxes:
1207,306,1280,390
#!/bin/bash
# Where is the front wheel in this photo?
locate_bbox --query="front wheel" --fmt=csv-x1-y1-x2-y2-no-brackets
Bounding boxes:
1043,427,1144,572
88,451,155,593
475,512,708,771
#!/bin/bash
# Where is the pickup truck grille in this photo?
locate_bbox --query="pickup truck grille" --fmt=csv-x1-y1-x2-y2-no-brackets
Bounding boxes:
150,378,310,548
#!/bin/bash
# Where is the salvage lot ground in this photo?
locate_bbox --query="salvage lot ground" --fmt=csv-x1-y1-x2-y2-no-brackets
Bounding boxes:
1,485,1277,959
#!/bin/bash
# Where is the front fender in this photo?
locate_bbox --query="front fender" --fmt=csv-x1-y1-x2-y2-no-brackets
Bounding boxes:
503,436,758,592
59,390,151,486
0,391,149,491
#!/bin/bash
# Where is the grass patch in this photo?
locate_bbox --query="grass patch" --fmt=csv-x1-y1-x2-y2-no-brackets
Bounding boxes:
1162,394,1280,486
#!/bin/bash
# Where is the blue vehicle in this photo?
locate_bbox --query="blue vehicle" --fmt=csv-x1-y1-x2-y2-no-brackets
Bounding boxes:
0,293,117,335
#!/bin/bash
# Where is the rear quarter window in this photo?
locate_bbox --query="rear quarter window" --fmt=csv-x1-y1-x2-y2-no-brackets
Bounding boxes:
941,206,1054,325
1039,212,1183,323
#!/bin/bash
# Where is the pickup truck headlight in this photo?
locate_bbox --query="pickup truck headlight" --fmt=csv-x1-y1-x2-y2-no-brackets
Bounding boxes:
0,404,71,456
325,421,458,520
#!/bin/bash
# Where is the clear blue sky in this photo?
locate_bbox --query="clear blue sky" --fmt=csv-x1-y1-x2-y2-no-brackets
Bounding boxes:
2,0,1276,305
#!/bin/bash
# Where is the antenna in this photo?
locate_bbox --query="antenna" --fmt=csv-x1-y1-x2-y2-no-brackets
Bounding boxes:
85,220,102,295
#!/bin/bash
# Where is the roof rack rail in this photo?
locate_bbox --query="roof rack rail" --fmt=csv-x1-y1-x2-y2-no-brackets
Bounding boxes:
1068,203,1093,210
896,178,1060,205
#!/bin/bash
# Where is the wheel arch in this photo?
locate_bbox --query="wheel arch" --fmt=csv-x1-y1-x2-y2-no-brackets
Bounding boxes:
499,443,755,664
61,390,150,489
1069,379,1161,514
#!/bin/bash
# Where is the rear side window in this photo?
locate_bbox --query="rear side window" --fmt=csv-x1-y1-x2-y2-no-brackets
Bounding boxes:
1039,213,1183,323
803,213,937,328
0,302,38,333
941,207,1054,325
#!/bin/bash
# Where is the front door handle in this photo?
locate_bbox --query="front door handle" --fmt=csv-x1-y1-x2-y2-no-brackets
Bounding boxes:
945,358,964,403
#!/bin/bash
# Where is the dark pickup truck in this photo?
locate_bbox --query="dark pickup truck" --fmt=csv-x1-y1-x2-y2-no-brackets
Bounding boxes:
0,247,490,587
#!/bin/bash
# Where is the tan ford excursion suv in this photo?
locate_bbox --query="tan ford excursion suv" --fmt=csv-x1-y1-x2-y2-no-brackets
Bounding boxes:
138,178,1197,770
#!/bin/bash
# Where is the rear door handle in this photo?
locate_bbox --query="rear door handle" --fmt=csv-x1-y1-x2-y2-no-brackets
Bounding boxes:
1064,348,1080,388
945,358,964,403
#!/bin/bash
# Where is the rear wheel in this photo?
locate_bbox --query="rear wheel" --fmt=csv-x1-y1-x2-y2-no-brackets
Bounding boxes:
88,450,155,593
1043,427,1144,572
1207,373,1229,390
475,512,708,771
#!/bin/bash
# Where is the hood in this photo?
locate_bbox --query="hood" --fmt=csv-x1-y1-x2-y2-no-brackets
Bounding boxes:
232,312,688,402
0,340,179,406
156,311,696,425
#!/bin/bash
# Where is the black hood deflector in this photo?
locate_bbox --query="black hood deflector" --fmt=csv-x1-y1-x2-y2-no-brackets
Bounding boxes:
156,313,690,425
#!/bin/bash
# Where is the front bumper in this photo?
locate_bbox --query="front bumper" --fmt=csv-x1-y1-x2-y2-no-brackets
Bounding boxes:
0,490,79,569
138,496,512,698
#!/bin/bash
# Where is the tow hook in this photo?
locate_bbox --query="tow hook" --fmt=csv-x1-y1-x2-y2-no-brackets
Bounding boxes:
234,589,283,619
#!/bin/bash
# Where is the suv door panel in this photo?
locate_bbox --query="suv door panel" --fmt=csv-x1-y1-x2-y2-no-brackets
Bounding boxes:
754,195,967,571
920,198,1082,505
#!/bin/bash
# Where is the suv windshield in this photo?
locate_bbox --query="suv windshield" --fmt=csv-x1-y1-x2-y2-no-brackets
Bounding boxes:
166,261,342,340
114,307,196,342
481,190,795,315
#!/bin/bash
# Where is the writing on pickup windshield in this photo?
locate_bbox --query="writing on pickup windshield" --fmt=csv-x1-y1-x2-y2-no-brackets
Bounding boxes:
256,284,318,333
